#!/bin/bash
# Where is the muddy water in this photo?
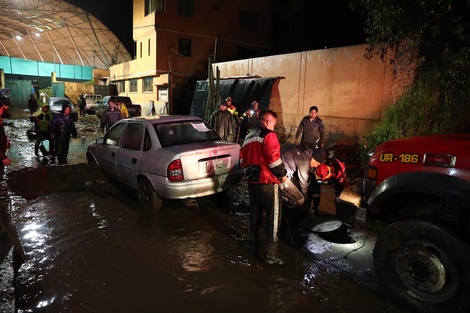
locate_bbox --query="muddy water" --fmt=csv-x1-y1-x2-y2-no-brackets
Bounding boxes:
3,187,401,313
0,109,411,313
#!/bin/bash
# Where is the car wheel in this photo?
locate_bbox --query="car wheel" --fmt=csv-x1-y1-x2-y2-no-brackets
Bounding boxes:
137,177,163,211
373,219,470,312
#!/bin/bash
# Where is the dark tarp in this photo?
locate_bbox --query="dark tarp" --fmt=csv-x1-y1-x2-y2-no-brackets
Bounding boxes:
190,77,280,119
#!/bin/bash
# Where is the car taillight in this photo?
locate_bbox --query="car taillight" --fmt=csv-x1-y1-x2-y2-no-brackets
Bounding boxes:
239,148,243,166
423,154,456,167
168,159,184,181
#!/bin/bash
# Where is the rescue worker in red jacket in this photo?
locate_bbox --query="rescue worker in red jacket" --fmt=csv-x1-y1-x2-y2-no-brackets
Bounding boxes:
315,158,348,196
307,157,348,216
242,109,287,265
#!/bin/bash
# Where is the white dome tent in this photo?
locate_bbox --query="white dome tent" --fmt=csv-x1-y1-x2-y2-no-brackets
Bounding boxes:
0,0,131,70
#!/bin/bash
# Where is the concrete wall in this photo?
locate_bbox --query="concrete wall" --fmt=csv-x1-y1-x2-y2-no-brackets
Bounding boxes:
214,44,408,146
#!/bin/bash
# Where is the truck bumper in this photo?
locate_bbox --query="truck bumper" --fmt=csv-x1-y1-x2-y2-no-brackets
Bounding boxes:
336,189,367,229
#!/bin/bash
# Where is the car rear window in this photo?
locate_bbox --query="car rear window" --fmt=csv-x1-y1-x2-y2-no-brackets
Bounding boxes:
155,121,219,147
52,100,72,106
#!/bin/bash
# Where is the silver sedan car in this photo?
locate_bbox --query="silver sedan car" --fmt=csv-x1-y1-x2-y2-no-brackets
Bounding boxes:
86,115,244,210
47,97,75,114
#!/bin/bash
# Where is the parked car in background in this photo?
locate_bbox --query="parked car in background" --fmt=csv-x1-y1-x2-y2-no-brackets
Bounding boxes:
86,115,244,211
47,97,78,120
83,94,102,114
96,96,141,118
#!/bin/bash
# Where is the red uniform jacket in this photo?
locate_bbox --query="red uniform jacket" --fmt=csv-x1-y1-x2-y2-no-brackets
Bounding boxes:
242,123,286,184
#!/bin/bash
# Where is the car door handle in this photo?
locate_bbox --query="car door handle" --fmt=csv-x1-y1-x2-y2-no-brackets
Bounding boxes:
132,158,137,164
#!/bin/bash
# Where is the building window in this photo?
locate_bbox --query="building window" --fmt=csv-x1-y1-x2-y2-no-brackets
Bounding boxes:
145,0,165,15
239,11,258,31
130,79,138,93
148,39,151,56
117,81,125,93
143,77,153,93
139,42,142,58
238,47,257,59
178,38,192,57
177,0,193,17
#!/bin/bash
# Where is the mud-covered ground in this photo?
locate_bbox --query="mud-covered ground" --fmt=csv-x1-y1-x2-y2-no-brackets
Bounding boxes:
0,108,414,313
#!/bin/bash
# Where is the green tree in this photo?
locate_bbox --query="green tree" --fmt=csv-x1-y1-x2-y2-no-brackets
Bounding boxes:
351,0,470,153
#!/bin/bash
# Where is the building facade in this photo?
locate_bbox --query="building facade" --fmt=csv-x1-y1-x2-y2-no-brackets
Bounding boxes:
110,0,272,115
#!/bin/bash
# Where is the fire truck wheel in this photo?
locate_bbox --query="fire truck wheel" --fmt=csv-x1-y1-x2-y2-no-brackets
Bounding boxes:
373,219,470,312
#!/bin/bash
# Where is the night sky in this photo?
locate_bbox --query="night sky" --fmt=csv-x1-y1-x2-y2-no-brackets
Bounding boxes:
66,0,134,55
65,0,366,58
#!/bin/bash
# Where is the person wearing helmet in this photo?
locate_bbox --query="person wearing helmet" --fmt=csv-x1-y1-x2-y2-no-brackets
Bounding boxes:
225,97,239,117
308,157,348,215
314,158,348,192
238,100,262,141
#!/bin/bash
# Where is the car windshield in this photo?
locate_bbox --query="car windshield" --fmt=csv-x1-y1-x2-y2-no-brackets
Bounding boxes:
155,121,219,147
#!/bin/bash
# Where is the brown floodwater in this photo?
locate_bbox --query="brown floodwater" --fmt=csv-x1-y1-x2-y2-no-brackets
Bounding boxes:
0,108,412,313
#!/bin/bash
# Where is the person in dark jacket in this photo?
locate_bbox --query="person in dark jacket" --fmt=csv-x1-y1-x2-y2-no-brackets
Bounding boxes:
294,106,325,149
49,103,78,165
78,94,86,117
242,109,287,265
208,102,237,141
280,145,325,227
100,99,122,132
28,94,39,115
281,145,320,200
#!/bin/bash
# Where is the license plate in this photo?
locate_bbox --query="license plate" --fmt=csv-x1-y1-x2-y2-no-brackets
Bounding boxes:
206,160,224,173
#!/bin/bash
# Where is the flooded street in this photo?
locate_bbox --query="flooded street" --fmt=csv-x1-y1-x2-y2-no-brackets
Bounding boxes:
0,109,412,313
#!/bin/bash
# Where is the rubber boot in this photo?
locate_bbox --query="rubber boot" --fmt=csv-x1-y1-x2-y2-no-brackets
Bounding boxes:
34,139,40,156
265,242,284,265
312,206,320,216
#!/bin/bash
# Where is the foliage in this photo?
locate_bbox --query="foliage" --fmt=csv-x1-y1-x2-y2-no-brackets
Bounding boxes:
360,69,470,162
384,69,469,135
351,0,470,162
351,0,470,101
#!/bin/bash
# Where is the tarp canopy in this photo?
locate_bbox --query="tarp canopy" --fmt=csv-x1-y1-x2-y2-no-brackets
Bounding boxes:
0,0,131,70
0,56,92,80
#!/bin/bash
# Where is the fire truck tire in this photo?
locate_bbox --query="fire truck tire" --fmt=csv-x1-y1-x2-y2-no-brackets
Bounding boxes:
373,219,470,312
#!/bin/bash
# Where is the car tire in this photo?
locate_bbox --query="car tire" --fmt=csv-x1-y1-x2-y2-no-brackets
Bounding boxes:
137,177,163,211
373,219,470,312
